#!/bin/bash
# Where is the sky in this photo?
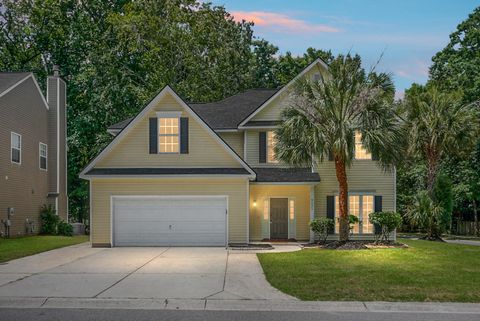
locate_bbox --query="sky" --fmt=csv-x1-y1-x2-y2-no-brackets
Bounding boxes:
210,0,478,99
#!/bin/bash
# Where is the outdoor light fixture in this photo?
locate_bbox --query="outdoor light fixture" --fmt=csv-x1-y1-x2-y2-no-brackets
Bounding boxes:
253,200,257,207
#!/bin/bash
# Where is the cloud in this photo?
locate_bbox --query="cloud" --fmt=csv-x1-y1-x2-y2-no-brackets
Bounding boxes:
394,59,430,80
231,11,341,34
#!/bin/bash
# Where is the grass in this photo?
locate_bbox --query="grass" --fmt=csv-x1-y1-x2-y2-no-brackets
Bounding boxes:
257,239,480,302
0,235,89,263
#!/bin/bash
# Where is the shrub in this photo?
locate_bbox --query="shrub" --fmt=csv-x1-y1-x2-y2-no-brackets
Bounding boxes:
57,221,73,236
40,204,59,235
369,211,402,243
407,190,445,240
309,217,334,244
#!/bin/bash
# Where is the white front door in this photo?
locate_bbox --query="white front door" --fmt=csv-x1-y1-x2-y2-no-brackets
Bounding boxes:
112,196,227,246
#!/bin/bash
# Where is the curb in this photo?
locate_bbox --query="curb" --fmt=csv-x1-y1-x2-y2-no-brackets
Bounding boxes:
1,297,480,314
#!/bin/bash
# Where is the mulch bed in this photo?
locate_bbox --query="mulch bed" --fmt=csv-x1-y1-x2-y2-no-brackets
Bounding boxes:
304,240,408,250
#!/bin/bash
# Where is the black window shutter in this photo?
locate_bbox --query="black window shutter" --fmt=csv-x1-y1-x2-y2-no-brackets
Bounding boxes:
374,195,383,234
259,132,266,163
328,151,334,161
149,118,157,154
326,195,335,233
180,117,189,154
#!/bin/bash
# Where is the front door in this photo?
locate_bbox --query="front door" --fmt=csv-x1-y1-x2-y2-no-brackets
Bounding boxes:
270,198,288,239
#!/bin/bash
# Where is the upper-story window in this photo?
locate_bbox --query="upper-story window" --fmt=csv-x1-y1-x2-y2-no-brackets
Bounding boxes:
39,143,47,170
267,131,278,163
11,132,21,164
354,131,371,160
158,117,179,153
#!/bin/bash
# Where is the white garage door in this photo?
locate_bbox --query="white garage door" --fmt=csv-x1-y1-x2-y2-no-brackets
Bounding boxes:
113,196,227,247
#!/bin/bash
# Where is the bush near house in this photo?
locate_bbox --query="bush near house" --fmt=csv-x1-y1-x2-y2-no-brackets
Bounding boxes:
309,217,334,244
39,204,73,236
369,211,402,243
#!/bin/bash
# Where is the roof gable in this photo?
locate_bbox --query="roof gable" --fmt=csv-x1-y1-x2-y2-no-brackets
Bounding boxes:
80,86,255,178
238,59,328,127
0,73,49,110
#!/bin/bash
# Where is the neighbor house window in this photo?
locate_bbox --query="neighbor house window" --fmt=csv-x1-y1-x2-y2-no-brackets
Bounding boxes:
11,132,21,164
334,194,375,234
354,131,371,160
39,143,47,170
267,131,278,163
158,117,179,153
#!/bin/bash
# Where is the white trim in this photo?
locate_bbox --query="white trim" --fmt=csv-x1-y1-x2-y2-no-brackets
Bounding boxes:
39,142,48,171
246,180,250,244
81,174,253,179
107,129,120,136
31,75,49,110
238,125,278,130
215,129,239,133
252,182,319,185
238,59,328,127
56,78,60,196
80,86,256,179
110,195,229,247
155,111,182,118
89,180,92,243
10,131,21,165
309,185,315,242
243,130,247,160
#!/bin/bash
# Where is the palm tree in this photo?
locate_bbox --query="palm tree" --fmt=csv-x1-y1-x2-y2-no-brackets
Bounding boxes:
402,84,479,194
275,55,402,241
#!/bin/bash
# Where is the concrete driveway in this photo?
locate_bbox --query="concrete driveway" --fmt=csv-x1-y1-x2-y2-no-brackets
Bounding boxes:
0,244,294,301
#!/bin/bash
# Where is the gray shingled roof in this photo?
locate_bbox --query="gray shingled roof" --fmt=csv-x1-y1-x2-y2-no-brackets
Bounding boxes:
0,72,31,96
85,168,251,176
242,120,280,127
253,167,320,183
107,88,279,131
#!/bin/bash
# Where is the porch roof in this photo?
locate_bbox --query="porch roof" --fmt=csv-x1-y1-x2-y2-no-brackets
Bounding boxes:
253,167,320,183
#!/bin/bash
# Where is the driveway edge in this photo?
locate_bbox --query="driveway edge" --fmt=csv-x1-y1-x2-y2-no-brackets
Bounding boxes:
1,297,480,314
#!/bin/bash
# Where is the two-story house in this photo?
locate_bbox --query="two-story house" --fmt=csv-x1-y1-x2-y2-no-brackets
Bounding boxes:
80,59,395,247
0,67,68,237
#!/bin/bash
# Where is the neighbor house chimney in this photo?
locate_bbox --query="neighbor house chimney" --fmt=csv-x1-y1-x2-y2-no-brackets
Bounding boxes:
46,66,68,219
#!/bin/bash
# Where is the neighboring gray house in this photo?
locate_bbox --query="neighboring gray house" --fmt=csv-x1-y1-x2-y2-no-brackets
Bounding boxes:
0,67,68,237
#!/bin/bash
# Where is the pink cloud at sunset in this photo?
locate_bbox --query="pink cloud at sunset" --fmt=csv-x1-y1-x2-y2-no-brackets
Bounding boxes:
231,11,341,34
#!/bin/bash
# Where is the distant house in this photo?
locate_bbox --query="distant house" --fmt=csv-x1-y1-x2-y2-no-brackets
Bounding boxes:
80,60,395,247
0,67,68,237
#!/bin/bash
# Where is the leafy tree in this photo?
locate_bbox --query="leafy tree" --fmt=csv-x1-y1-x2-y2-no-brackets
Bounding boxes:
274,54,402,241
433,173,453,233
430,7,480,103
402,84,478,194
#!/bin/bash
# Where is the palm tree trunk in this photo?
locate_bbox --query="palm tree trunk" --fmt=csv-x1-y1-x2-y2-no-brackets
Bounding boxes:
334,155,349,242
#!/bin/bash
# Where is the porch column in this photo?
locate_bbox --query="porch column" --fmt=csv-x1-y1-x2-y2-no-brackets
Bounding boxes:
309,185,315,243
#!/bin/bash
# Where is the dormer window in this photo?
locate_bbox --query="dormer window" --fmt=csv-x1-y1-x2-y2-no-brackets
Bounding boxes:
158,117,179,153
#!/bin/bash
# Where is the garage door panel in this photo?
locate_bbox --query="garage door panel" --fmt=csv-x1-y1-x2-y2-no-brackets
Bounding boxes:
113,196,227,246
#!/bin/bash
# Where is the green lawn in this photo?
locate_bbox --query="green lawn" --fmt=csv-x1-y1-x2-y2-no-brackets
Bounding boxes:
0,235,89,263
258,239,480,302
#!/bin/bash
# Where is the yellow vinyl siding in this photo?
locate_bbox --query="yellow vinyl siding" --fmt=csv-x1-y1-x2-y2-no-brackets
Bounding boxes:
218,132,244,158
314,161,395,221
250,66,326,122
249,184,311,241
245,129,291,168
96,92,241,168
90,178,248,245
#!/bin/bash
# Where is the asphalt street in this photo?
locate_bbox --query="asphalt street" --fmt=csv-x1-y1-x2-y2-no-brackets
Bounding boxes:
0,308,479,321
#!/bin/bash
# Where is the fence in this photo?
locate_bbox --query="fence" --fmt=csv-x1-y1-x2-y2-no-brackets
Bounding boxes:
454,221,479,236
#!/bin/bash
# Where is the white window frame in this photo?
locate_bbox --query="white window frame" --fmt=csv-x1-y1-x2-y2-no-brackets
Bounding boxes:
10,132,21,164
354,131,372,160
39,142,48,171
267,131,278,164
334,193,375,234
157,112,181,154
